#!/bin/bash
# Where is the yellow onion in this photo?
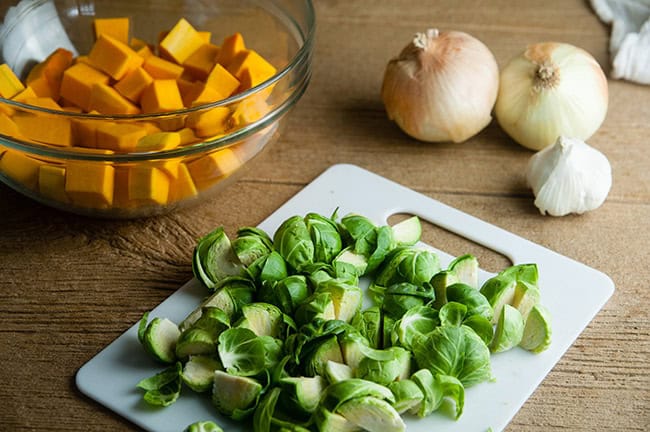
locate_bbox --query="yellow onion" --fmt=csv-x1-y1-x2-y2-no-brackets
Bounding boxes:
495,42,609,151
381,28,499,143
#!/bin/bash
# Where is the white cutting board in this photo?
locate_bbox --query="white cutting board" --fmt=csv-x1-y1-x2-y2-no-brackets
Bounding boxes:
76,163,614,432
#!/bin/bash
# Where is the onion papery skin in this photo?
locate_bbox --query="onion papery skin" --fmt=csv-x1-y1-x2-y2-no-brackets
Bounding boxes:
381,30,499,143
495,42,609,151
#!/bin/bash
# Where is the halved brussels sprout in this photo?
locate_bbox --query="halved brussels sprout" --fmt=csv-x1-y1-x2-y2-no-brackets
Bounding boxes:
217,328,267,376
519,304,552,353
388,378,424,414
184,420,224,432
322,378,395,412
193,227,244,290
356,346,411,386
306,212,343,264
175,328,216,358
273,215,314,272
392,305,439,351
278,375,327,416
448,254,479,289
490,304,525,353
181,355,222,392
390,215,421,247
325,360,354,383
232,226,273,267
211,370,263,419
336,396,405,432
140,315,180,364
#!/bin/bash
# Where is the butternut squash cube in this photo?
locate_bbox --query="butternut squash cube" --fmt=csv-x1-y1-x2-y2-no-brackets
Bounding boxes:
186,148,241,190
13,113,72,147
216,32,246,67
88,83,140,115
183,43,220,81
96,122,148,152
114,67,153,103
182,81,224,107
205,63,240,99
140,80,184,114
25,48,73,99
72,117,103,148
159,18,205,64
0,149,41,189
39,164,70,203
0,63,25,99
177,127,199,146
186,106,230,137
65,162,114,208
93,17,130,44
60,62,110,111
11,86,38,103
169,162,198,202
227,50,277,86
88,34,143,80
23,97,63,110
0,112,21,138
142,55,184,80
135,131,181,152
128,166,170,204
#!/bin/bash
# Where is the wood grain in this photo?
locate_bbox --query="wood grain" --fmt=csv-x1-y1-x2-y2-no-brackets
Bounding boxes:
1,0,649,431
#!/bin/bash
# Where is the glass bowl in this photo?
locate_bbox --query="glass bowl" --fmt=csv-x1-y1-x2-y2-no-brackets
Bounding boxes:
0,0,314,218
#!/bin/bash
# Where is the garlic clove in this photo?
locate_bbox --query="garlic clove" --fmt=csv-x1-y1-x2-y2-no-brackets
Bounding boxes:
526,136,612,216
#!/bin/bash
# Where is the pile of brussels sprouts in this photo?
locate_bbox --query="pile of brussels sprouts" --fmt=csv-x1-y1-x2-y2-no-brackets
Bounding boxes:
136,211,551,432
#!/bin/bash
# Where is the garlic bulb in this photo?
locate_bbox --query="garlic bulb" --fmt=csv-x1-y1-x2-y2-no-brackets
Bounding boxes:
526,136,612,216
495,42,609,151
381,29,499,143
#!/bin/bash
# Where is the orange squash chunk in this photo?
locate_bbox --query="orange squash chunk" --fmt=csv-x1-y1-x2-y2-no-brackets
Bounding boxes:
13,113,72,147
65,162,114,208
186,107,230,137
227,50,276,86
0,112,21,137
114,67,153,103
186,148,241,190
23,97,62,110
216,32,246,67
60,62,110,111
0,149,42,189
183,43,220,80
140,80,184,114
88,83,140,115
11,86,38,103
128,166,170,204
0,63,25,99
159,18,205,64
142,55,184,80
88,34,143,80
25,48,74,100
135,131,181,152
39,164,70,203
182,81,224,107
168,162,198,202
93,17,130,44
96,122,148,152
204,63,240,98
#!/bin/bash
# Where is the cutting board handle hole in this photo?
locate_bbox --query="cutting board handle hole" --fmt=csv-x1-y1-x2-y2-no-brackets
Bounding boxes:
388,212,513,273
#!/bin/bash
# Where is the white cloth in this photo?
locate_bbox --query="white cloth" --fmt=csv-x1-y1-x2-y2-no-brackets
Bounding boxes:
590,0,650,84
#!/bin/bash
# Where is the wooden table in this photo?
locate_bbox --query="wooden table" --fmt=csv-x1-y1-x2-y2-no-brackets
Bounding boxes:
1,0,648,431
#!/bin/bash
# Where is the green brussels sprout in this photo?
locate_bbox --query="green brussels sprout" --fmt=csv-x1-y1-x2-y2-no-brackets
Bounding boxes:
211,370,263,419
351,306,382,349
232,226,273,267
438,302,468,327
315,278,363,323
234,302,286,338
519,304,552,353
336,396,405,432
356,346,411,386
278,375,327,416
392,305,439,351
412,325,491,388
253,386,282,432
333,247,368,279
325,360,354,383
490,304,525,353
314,406,360,432
445,283,493,322
480,274,517,325
365,225,396,274
294,291,336,326
321,378,395,413
340,213,378,257
304,335,343,376
193,227,244,290
462,314,494,345
388,378,424,414
390,215,421,247
217,328,267,376
184,420,224,432
448,254,479,289
410,369,464,419
181,355,222,392
175,327,216,358
139,315,180,364
136,362,182,407
512,280,541,319
430,270,460,309
397,248,440,286
258,275,311,315
273,215,314,272
382,282,436,319
305,212,343,264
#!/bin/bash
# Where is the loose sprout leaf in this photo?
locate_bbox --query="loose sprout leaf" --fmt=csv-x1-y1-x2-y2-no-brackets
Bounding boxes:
253,386,282,432
137,362,182,407
137,311,150,344
439,302,468,327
